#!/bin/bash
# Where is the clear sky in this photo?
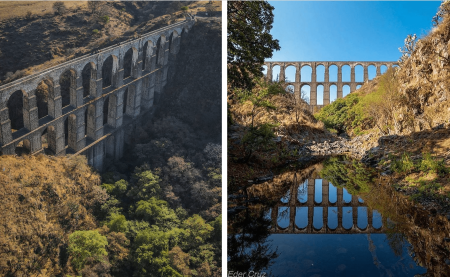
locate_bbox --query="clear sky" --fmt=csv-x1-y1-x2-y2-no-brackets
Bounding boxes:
265,1,442,103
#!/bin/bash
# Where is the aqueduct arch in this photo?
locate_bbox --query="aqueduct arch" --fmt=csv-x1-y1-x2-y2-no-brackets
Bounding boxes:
0,15,195,171
265,61,397,112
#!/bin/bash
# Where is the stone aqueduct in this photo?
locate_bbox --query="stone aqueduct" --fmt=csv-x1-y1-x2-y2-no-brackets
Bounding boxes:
264,61,397,111
0,16,195,171
270,178,385,234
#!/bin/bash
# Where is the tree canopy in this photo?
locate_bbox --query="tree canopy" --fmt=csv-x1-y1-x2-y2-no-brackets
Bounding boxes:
227,1,280,90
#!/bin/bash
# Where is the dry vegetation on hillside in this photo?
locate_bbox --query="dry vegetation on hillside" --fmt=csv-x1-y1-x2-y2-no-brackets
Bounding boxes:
0,155,107,276
0,1,221,85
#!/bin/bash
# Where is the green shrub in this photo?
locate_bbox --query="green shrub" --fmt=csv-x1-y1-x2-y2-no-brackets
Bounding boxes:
181,6,189,11
419,152,448,177
100,15,110,24
92,29,99,35
391,152,415,174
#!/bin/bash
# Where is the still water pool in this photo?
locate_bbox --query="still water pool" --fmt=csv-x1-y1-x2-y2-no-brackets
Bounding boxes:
228,156,450,276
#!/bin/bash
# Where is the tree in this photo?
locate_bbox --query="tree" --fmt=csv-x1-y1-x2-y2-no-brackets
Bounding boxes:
228,1,280,90
68,230,108,271
53,1,66,15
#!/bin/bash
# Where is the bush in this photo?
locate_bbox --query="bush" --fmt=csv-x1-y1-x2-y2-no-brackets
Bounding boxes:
25,11,32,20
391,152,415,174
92,29,99,35
181,6,189,11
100,15,110,24
52,1,66,15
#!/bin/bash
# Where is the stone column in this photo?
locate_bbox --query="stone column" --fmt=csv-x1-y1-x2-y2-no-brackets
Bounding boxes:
310,85,317,106
0,107,12,146
54,119,65,156
367,208,373,231
49,85,62,118
322,180,329,206
114,128,125,160
267,64,273,81
323,84,330,105
376,65,381,76
352,196,358,228
350,66,355,83
311,63,317,82
295,64,300,83
74,109,86,151
324,65,329,82
363,66,368,82
23,93,38,131
68,114,77,151
308,178,315,206
279,65,285,83
337,66,343,99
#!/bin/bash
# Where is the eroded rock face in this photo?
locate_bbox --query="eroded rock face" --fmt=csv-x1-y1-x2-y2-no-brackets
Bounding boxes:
396,13,450,133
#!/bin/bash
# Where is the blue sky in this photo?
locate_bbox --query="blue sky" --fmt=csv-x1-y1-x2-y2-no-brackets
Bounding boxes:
264,1,442,103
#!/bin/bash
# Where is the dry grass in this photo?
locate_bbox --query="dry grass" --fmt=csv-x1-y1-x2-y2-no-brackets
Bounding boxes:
0,154,107,276
0,1,86,21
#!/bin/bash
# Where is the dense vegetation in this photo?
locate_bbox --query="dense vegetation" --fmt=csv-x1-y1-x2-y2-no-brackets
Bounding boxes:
315,68,401,136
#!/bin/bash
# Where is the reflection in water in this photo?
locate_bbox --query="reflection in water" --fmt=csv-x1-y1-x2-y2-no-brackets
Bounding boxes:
297,180,307,203
228,156,450,276
314,179,322,203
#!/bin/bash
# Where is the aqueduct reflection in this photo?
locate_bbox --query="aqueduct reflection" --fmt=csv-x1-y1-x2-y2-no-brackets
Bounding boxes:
269,177,385,234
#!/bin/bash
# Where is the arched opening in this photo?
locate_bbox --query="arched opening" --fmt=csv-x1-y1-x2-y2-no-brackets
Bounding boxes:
357,207,368,230
64,117,69,147
313,207,323,230
368,65,376,80
355,65,364,82
262,65,268,77
124,47,138,79
8,90,25,133
155,36,165,67
316,64,325,82
328,207,338,229
103,96,110,125
356,85,362,90
380,65,388,74
317,84,324,105
36,79,53,119
277,207,289,229
329,65,338,82
342,207,353,230
41,127,51,154
330,85,337,102
295,207,308,229
343,85,350,97
300,85,310,104
142,40,154,71
15,139,31,155
300,65,312,82
102,55,118,89
285,84,294,94
372,210,383,229
59,69,76,108
341,65,350,82
82,62,96,98
271,65,280,82
285,65,296,83
123,88,128,115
